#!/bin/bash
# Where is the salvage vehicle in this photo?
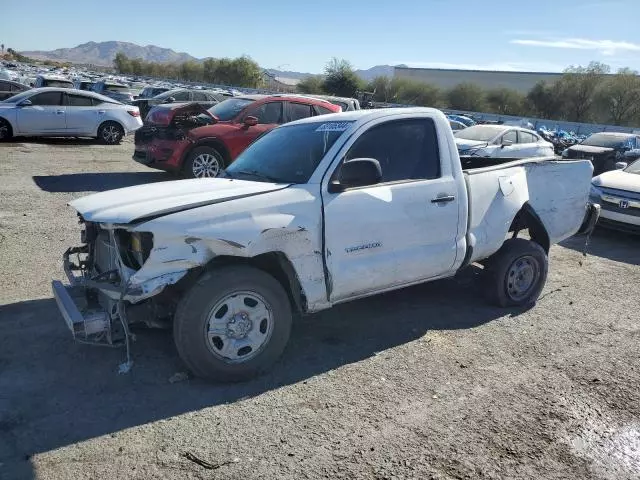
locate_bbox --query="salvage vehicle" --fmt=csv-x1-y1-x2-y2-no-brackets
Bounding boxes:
309,95,361,111
0,88,142,143
455,125,554,159
589,158,640,233
0,79,30,101
91,80,136,104
561,132,640,176
34,74,74,89
133,94,341,178
132,88,230,119
52,108,599,381
137,85,170,100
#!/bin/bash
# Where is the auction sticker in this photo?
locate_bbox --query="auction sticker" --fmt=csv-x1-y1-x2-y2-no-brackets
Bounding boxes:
315,122,352,132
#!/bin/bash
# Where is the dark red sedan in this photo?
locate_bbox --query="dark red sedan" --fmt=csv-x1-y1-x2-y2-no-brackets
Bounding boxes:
133,94,341,178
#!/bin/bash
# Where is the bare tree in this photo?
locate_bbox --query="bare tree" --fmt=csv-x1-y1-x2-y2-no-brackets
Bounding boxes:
556,62,610,122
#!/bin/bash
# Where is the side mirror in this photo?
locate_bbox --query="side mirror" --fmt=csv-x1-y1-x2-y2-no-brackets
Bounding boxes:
615,161,628,170
329,158,382,192
18,99,32,107
166,97,175,103
501,139,513,148
243,116,258,127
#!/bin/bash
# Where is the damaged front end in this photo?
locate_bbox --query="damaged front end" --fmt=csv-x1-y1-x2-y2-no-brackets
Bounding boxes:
51,218,194,363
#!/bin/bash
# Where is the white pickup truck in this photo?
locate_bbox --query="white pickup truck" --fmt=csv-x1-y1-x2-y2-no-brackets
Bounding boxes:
52,108,600,381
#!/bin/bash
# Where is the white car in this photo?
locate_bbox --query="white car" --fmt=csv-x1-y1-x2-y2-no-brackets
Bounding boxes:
590,159,640,234
455,125,554,158
0,87,142,144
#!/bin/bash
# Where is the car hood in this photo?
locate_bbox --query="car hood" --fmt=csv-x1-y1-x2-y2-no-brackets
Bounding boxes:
593,170,640,193
69,178,290,224
569,144,615,154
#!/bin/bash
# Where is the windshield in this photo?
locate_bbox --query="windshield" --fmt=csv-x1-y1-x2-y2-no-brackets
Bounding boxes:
581,133,630,148
208,98,255,121
225,122,351,183
455,125,505,142
44,80,73,88
105,84,130,93
1,90,32,103
625,159,640,174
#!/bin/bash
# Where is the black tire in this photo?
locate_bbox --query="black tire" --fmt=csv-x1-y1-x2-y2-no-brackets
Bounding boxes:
183,146,225,178
173,265,292,382
97,121,124,145
0,118,13,141
485,238,548,308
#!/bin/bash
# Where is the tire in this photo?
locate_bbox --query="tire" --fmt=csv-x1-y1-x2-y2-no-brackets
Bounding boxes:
0,118,13,141
97,121,124,145
173,265,292,382
485,238,548,308
184,146,225,178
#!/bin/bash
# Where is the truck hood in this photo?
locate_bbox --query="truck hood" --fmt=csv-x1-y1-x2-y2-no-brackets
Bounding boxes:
593,170,640,193
568,145,615,155
69,178,289,224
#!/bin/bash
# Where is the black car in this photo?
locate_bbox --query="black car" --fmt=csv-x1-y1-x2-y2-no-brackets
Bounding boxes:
132,88,230,120
138,86,170,99
562,132,640,176
0,80,31,101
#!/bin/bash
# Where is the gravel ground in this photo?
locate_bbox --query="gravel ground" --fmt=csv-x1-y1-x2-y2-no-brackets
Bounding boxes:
0,137,639,480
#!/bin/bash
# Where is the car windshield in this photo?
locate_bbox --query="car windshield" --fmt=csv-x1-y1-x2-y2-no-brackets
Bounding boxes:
625,159,640,174
208,98,255,121
581,133,629,148
1,90,32,103
225,121,351,183
105,84,130,93
454,125,505,142
45,80,73,88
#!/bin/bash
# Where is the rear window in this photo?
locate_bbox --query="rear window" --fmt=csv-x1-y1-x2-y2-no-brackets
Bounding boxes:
105,84,130,93
43,79,73,88
581,133,630,148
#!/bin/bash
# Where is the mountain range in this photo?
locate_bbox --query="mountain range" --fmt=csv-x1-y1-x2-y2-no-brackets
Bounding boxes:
22,41,398,81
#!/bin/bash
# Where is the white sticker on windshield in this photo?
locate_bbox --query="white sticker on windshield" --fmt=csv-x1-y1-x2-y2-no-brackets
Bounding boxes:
315,122,351,132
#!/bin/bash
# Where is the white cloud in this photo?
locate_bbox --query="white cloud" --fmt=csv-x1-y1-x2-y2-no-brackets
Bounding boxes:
511,38,640,56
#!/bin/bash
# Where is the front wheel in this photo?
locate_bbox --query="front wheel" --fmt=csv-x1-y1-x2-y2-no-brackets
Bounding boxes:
0,118,13,141
97,121,124,145
184,146,225,178
173,265,292,382
485,238,548,307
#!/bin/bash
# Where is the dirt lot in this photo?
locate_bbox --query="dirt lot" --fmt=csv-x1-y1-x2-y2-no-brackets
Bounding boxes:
0,137,639,480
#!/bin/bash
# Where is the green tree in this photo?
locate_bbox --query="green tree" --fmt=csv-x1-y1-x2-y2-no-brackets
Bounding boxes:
595,68,640,126
486,88,525,115
113,52,131,73
556,61,610,122
323,58,362,97
393,78,440,106
446,83,486,111
297,75,325,94
526,81,562,119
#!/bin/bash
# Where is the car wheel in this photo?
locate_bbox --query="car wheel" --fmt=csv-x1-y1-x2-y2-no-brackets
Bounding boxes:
184,146,225,178
0,118,13,141
98,121,124,145
485,238,548,308
173,265,293,382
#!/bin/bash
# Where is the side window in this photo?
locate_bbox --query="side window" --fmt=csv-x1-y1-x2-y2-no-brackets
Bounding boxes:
172,90,190,101
66,94,93,107
248,102,283,124
501,130,517,144
314,105,334,116
0,81,8,90
192,91,208,101
30,92,63,106
288,102,313,122
344,119,440,182
518,131,535,143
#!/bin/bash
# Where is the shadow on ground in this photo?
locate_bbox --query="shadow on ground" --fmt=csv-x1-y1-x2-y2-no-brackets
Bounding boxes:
560,228,639,265
7,137,105,147
0,268,512,479
33,172,171,193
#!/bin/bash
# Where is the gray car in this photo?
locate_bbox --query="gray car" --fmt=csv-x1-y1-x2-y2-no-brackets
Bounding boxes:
91,81,135,104
132,88,230,119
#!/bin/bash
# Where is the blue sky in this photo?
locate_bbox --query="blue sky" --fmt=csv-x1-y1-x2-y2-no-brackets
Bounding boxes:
2,0,640,73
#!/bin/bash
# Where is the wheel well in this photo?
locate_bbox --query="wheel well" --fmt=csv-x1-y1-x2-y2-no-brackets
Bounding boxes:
509,203,550,253
202,253,306,314
98,120,124,132
0,116,13,135
184,139,230,166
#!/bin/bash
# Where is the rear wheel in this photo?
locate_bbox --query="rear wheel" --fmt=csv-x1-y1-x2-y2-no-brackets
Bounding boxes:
485,238,548,307
0,118,12,141
184,146,225,178
98,121,124,145
173,265,292,382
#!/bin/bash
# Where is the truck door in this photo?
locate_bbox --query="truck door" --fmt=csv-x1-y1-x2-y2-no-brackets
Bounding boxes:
322,117,461,302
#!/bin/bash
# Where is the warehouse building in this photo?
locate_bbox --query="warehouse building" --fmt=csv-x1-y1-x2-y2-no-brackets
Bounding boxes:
394,66,563,93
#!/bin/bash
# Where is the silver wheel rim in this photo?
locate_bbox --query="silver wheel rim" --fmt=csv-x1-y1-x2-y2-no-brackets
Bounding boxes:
0,124,8,139
192,153,221,178
505,255,540,301
102,125,121,143
205,291,274,363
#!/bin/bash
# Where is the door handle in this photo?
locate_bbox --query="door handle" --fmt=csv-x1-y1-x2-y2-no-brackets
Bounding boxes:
431,195,455,204
97,110,105,114
55,110,65,114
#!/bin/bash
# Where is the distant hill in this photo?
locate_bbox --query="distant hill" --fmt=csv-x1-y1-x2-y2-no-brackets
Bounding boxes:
23,41,197,66
21,41,401,81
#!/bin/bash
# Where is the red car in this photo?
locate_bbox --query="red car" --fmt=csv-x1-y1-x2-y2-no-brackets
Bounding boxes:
133,94,341,178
